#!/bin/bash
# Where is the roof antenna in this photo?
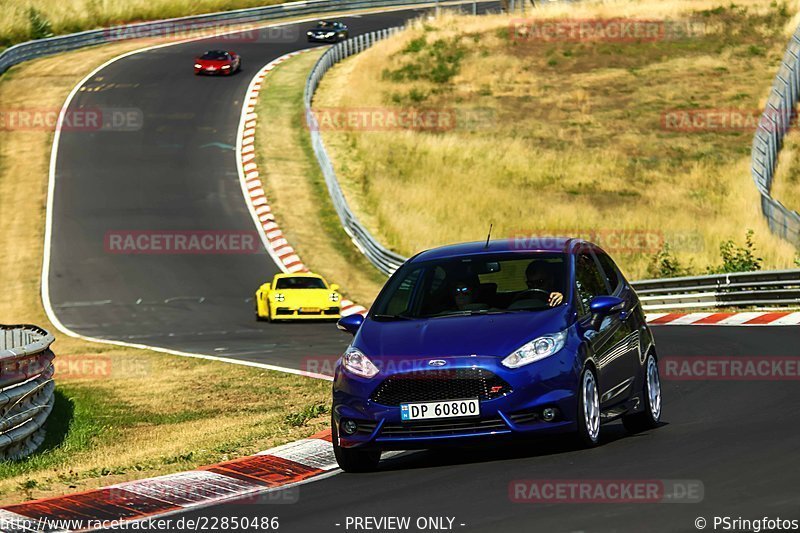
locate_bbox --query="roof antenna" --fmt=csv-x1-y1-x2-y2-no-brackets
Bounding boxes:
484,223,493,249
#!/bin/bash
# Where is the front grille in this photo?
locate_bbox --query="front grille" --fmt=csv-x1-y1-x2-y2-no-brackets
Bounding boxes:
370,368,512,406
379,417,508,438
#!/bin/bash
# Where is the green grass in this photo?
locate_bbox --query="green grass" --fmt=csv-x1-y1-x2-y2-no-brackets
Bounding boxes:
0,356,332,502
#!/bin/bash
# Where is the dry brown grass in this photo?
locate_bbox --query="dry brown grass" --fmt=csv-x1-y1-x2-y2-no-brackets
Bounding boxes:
0,32,329,504
1,0,290,48
772,127,800,216
254,49,386,306
314,0,800,279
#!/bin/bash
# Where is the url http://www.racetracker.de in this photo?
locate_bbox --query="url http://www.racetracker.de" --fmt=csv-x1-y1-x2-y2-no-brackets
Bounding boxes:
0,515,280,531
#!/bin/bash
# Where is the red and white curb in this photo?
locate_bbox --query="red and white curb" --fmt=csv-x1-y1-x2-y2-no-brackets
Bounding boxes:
646,311,800,326
0,430,335,532
236,49,367,317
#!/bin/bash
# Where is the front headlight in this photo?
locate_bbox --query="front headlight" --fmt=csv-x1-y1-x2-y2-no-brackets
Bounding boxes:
273,293,285,302
501,330,567,369
194,63,202,68
343,347,378,378
221,65,231,69
329,293,340,302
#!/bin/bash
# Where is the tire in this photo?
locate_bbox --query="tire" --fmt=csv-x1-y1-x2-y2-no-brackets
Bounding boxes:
576,366,601,447
622,352,662,433
332,415,380,473
255,300,266,322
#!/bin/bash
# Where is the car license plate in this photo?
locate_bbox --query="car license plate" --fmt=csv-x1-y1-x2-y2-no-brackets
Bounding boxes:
400,399,479,421
301,307,321,313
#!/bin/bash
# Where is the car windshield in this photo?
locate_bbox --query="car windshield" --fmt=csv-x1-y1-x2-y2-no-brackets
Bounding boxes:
275,277,326,289
200,51,228,60
371,253,568,319
316,21,332,28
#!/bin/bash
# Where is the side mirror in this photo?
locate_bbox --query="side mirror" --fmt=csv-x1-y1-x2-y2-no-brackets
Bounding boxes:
330,283,340,292
264,283,271,293
588,296,625,329
337,313,364,335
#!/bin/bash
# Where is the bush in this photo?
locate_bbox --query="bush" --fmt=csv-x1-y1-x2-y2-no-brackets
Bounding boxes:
708,230,762,274
647,243,690,279
27,8,54,40
382,36,466,85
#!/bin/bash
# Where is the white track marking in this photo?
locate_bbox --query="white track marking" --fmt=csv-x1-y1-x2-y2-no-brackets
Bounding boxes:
41,20,352,378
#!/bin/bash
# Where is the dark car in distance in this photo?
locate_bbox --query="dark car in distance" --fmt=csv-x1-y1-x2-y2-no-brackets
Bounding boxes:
307,21,349,43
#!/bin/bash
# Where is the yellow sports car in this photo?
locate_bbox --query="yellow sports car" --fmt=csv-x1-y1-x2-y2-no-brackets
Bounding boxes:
255,273,341,321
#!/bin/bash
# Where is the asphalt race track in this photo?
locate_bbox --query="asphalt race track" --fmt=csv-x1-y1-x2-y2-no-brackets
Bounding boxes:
48,5,493,371
47,5,800,532
155,327,800,532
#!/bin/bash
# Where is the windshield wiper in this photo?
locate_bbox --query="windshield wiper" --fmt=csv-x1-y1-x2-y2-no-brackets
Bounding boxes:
429,309,491,318
429,309,539,319
372,314,415,321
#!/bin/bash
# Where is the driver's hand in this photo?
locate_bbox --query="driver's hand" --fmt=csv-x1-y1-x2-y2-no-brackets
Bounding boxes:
548,292,564,307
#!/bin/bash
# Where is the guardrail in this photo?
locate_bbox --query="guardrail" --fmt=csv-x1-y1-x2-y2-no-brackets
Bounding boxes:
0,325,56,460
0,0,486,76
304,28,408,276
750,25,800,247
631,270,800,311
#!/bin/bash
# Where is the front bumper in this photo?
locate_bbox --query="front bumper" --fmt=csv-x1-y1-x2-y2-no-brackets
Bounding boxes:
194,66,232,75
332,352,582,449
308,34,340,42
270,303,340,320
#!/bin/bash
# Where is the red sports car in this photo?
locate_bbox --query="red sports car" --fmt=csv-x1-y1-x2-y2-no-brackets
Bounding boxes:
193,50,241,76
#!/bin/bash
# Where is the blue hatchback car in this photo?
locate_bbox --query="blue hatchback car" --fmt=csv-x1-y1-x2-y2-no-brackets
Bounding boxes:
332,238,662,472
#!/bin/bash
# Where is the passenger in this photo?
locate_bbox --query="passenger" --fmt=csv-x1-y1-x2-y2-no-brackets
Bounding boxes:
453,281,476,311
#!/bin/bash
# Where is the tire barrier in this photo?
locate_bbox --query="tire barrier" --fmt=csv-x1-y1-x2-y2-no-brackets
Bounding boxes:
0,325,55,461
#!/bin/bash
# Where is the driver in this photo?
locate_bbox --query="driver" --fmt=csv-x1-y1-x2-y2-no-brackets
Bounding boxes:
524,261,564,307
